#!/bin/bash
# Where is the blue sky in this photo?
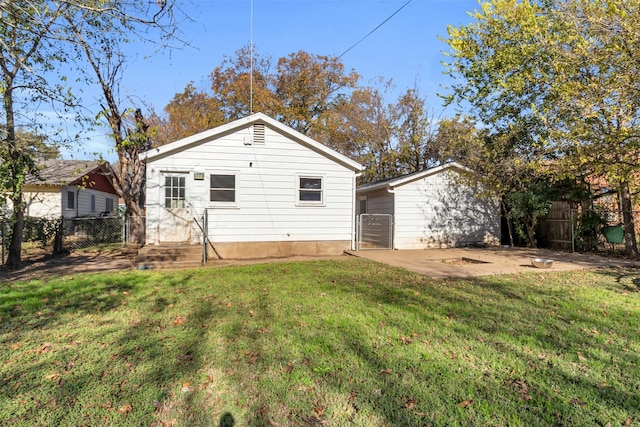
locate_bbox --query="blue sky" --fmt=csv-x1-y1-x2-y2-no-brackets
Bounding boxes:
65,0,479,161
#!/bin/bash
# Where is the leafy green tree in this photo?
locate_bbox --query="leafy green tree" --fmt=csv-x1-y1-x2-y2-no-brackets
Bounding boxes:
210,46,277,122
152,83,224,146
505,182,553,248
391,87,438,175
273,50,359,136
318,82,396,183
0,1,71,269
159,47,360,142
62,0,183,245
443,0,640,256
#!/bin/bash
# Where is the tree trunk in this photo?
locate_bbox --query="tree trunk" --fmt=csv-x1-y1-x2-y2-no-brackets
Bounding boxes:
619,182,638,257
6,195,24,270
3,80,24,270
52,218,66,255
527,214,538,248
501,200,515,246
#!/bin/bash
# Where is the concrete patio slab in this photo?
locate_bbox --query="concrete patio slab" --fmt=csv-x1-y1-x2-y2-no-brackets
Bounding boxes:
345,247,640,279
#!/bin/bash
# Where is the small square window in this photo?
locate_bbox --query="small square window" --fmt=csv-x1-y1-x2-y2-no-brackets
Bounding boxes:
298,176,323,204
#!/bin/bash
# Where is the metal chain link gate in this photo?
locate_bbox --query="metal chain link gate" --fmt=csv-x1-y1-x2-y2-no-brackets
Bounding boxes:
357,214,393,250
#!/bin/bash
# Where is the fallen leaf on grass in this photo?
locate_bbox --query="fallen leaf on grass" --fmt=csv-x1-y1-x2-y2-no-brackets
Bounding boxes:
181,381,191,393
246,352,259,364
9,342,22,350
379,368,392,375
400,336,413,345
37,343,52,354
459,399,473,408
403,397,417,410
248,309,254,317
313,402,325,418
504,379,533,400
569,398,586,406
44,373,60,381
172,316,186,325
118,404,133,415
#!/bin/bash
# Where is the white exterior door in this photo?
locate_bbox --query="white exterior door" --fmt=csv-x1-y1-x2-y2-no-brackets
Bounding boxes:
159,173,192,243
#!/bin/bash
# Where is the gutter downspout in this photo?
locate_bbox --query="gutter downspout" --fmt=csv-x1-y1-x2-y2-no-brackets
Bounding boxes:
351,172,362,250
386,185,396,250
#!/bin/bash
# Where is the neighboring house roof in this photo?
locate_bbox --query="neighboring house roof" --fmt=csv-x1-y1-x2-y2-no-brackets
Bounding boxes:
25,159,113,188
358,162,474,192
143,112,365,172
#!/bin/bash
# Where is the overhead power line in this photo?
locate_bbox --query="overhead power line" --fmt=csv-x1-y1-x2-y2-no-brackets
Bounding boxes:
337,0,413,59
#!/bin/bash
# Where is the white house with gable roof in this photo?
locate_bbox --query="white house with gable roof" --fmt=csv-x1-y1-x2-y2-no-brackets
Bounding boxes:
143,112,364,259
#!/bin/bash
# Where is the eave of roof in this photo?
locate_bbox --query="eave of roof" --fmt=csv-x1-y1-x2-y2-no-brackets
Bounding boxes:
25,160,107,186
143,112,365,172
357,162,474,192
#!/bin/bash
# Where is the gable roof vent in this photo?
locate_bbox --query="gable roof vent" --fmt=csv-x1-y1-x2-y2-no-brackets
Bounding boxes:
252,123,265,144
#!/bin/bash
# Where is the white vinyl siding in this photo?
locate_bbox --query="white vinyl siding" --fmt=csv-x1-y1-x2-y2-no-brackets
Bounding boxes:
391,169,499,249
360,188,394,216
145,123,357,245
23,189,62,218
21,186,117,219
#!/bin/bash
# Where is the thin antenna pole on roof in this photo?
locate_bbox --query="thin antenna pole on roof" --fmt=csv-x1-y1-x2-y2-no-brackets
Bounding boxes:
249,0,254,115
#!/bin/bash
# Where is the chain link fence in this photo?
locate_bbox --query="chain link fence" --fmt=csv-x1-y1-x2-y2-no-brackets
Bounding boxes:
1,215,133,267
356,214,393,250
123,215,146,246
62,216,124,250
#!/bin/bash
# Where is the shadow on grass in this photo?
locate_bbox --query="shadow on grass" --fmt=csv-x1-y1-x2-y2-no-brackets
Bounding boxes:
1,259,639,426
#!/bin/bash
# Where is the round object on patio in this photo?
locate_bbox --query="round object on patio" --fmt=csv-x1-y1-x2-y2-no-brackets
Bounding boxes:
531,258,553,269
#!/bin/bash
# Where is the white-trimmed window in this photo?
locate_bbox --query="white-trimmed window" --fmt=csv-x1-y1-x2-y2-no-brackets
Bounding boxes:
210,173,236,204
297,176,323,205
106,198,114,213
165,176,186,208
67,190,75,210
90,195,96,212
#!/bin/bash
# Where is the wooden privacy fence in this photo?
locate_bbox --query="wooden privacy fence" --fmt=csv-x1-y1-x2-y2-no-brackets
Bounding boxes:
538,201,640,252
537,201,575,251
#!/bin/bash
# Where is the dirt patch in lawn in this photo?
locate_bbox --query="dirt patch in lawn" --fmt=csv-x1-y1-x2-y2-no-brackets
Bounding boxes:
0,247,134,283
0,247,347,283
346,246,640,279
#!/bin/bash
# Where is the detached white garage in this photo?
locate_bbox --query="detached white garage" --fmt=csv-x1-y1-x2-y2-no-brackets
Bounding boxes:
356,163,500,249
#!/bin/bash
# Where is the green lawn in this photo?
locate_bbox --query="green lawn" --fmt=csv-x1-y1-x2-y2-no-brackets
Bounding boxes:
1,258,639,426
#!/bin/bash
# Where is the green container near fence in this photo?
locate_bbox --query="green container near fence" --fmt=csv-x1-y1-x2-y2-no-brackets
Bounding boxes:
603,225,624,244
